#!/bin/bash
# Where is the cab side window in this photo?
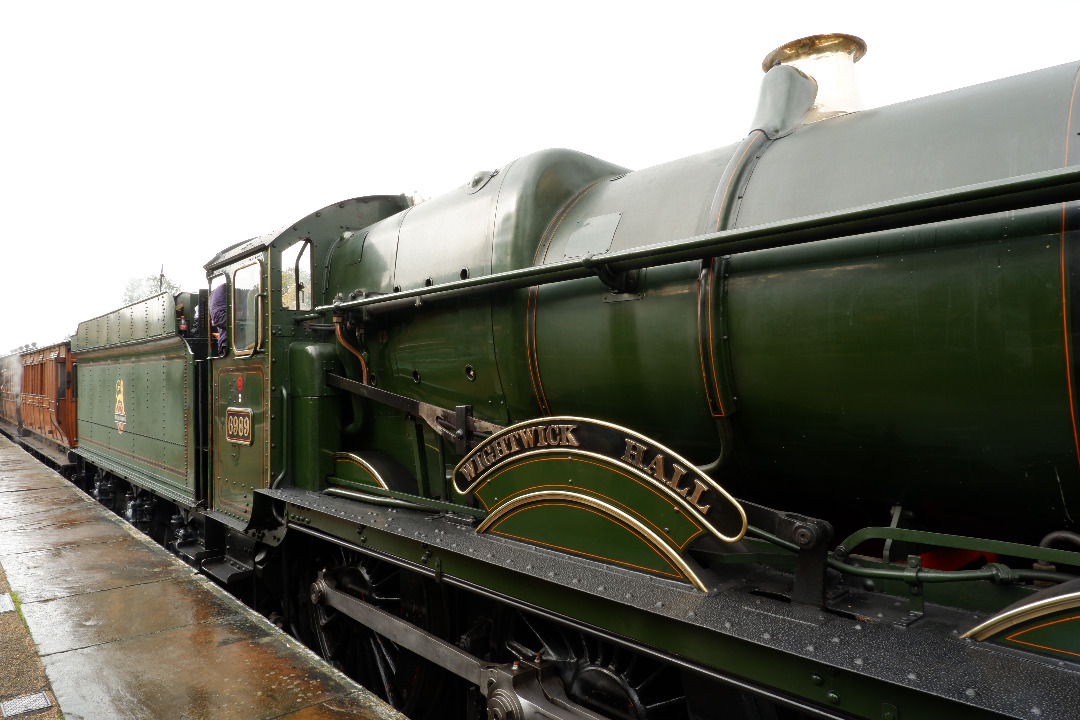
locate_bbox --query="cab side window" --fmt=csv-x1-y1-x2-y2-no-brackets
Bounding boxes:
233,263,263,355
281,240,312,311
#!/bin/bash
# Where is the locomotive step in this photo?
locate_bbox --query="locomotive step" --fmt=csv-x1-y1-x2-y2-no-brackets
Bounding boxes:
201,555,255,585
174,539,215,566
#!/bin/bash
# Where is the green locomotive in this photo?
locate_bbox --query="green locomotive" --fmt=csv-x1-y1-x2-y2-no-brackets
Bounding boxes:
63,35,1080,718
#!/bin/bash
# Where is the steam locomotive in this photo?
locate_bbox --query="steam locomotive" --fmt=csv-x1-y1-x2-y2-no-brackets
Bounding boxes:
5,34,1080,719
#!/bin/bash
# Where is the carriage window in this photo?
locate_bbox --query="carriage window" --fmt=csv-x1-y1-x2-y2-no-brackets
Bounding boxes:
233,262,263,356
281,240,312,311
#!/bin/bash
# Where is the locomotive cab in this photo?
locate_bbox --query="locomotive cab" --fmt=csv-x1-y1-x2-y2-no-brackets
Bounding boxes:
200,196,413,531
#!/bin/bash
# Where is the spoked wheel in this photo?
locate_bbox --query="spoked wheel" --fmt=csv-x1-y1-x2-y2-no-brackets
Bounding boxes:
291,544,447,719
499,610,689,720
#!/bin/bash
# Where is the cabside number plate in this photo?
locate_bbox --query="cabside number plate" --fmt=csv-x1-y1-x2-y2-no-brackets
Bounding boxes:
225,408,253,445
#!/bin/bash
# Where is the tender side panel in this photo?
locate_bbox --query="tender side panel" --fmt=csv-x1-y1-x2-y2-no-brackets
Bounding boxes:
76,336,197,505
75,293,173,351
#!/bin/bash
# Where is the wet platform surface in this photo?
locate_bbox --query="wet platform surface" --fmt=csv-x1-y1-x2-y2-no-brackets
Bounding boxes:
0,436,405,720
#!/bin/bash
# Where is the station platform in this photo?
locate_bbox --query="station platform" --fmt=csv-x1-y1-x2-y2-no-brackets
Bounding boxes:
0,435,404,720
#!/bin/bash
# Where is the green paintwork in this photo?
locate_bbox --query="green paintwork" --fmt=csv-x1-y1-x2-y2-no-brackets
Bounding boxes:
209,251,269,523
330,453,383,488
73,294,199,505
73,292,176,350
725,207,1077,527
473,453,703,545
288,342,342,492
994,611,1080,661
472,453,704,582
315,61,1080,548
204,196,412,520
483,499,689,581
306,61,1080,568
213,359,266,519
525,148,740,459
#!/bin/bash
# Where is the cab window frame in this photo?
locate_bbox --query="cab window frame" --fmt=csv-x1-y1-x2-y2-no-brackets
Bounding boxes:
280,239,313,312
232,261,264,358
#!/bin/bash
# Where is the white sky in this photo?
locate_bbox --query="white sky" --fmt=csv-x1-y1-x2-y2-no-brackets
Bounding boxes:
2,1,1078,353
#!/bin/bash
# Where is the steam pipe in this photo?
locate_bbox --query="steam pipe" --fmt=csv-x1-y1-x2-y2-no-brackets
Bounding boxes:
334,317,368,386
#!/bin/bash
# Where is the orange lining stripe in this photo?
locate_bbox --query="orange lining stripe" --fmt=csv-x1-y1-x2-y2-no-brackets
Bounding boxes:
1060,209,1080,469
1006,614,1080,658
700,131,762,416
216,497,251,517
526,182,604,414
81,435,187,478
706,258,726,415
477,455,703,548
1062,67,1080,472
695,268,714,413
334,456,384,488
490,483,702,551
488,503,683,578
82,355,187,368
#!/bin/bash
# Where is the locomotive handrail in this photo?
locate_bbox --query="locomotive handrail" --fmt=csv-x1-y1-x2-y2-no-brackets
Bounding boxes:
318,164,1080,315
748,525,1074,585
838,525,1080,568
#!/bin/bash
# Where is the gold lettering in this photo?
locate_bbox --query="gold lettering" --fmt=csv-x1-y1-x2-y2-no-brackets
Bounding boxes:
494,436,510,459
481,444,496,468
687,478,711,514
460,460,478,482
536,427,549,447
667,463,687,492
546,425,561,446
517,427,537,449
505,432,520,453
663,459,690,497
560,425,579,447
646,453,665,480
621,439,647,469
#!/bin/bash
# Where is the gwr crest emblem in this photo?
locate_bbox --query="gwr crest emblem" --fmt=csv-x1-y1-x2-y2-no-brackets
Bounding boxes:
114,379,127,433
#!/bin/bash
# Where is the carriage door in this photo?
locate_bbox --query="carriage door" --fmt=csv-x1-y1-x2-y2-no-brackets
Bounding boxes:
212,258,269,523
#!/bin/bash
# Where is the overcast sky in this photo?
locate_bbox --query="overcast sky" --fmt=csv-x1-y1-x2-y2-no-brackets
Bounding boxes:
3,1,1079,354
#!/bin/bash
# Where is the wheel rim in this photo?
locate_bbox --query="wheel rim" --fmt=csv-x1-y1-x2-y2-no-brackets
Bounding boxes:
294,548,445,717
501,611,687,720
